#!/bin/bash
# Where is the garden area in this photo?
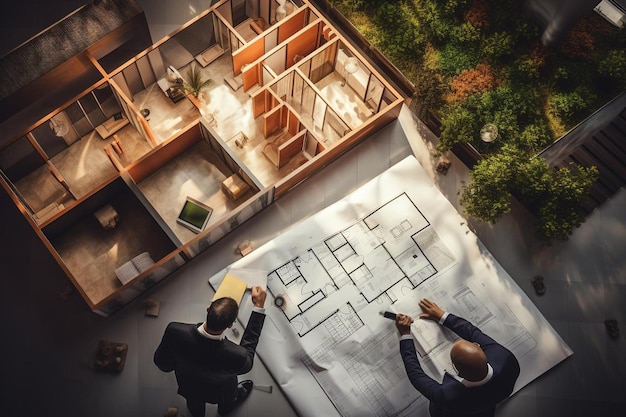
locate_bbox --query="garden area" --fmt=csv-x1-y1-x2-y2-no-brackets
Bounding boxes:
327,0,626,241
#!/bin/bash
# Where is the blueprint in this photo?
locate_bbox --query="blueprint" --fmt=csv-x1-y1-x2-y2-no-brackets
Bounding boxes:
209,156,573,417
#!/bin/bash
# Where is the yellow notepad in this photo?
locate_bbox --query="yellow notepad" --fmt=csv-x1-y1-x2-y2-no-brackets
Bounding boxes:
212,273,247,305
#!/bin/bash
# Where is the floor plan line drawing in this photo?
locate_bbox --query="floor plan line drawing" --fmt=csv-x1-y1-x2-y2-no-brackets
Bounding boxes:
266,192,454,338
209,156,573,417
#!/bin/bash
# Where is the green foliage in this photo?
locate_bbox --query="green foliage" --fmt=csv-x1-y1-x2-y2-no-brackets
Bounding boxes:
438,103,479,152
598,49,626,87
331,0,382,13
373,2,426,60
516,122,552,152
489,0,525,32
460,147,519,222
183,63,213,98
438,84,544,153
521,161,599,241
413,64,448,118
438,43,480,77
513,54,541,80
416,0,456,42
552,66,569,83
548,90,587,125
451,22,482,43
461,146,599,240
481,32,513,61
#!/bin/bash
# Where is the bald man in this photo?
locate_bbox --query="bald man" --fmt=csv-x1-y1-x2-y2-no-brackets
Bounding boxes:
395,298,520,417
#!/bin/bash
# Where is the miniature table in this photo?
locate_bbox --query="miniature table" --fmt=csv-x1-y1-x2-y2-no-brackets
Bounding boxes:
94,204,119,229
221,174,250,200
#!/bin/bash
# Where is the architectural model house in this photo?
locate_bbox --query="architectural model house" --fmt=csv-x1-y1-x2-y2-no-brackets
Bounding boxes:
0,0,405,316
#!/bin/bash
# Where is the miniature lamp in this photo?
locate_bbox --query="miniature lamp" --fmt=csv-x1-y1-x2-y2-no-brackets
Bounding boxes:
480,123,498,143
342,57,359,87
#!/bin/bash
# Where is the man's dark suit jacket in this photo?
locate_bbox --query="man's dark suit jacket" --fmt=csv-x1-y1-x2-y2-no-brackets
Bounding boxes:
400,314,520,417
154,311,265,405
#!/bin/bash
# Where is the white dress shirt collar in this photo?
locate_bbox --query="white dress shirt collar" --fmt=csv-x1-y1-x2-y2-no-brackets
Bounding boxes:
459,363,494,387
197,323,225,340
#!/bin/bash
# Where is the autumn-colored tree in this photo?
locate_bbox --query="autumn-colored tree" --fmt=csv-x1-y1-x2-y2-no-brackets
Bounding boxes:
447,63,497,102
562,19,595,59
464,0,489,29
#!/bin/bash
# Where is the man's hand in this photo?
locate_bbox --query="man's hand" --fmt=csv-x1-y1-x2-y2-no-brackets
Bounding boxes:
395,313,413,336
418,298,444,322
251,286,267,308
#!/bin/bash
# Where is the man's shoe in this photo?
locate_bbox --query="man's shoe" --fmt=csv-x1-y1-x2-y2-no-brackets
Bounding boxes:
218,380,253,416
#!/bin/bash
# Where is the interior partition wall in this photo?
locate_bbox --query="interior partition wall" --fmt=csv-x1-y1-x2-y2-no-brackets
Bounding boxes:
0,137,45,190
0,82,125,185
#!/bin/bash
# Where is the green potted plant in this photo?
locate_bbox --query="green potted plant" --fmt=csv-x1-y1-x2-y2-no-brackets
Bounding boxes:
182,63,214,99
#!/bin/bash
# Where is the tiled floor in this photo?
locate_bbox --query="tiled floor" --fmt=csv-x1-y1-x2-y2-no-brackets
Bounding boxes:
1,2,625,417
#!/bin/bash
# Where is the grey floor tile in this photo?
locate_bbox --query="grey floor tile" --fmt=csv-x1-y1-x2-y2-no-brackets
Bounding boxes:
529,281,570,321
496,393,538,417
603,283,626,322
567,281,607,322
567,321,624,402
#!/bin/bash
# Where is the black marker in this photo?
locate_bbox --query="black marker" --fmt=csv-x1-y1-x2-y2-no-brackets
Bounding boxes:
379,311,413,323
379,311,396,320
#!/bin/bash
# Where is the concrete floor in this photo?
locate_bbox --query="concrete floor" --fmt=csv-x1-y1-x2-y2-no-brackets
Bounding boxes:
1,1,625,417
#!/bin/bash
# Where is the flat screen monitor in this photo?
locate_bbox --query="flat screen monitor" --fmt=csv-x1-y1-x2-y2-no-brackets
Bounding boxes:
176,196,213,233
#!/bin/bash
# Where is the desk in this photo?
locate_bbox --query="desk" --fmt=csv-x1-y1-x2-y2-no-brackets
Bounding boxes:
94,204,119,229
221,174,250,200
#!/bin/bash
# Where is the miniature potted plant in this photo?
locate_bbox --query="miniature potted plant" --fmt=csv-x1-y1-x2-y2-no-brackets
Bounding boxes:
182,63,214,100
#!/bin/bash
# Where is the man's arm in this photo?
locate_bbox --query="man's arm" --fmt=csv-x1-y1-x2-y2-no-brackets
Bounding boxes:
418,298,498,347
395,313,446,401
234,286,267,374
400,339,447,400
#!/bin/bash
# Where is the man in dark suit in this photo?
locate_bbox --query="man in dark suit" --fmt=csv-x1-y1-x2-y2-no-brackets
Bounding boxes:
395,298,520,417
154,286,267,417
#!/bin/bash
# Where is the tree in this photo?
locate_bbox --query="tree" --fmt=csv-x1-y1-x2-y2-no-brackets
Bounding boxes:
461,145,599,241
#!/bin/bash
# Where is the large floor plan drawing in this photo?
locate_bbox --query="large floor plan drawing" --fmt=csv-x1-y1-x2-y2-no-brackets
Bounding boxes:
210,156,573,417
267,193,456,337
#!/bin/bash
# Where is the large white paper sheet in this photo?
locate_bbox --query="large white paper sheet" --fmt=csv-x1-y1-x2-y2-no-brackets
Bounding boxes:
209,156,572,417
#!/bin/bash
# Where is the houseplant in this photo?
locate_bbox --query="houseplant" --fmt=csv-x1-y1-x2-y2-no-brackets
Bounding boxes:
182,63,214,99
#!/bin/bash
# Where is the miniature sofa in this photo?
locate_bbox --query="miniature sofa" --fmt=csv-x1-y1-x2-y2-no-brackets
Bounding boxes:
114,252,155,284
95,114,129,139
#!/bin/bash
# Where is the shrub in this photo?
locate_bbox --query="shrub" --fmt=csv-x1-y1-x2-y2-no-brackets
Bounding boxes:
461,146,599,240
562,21,595,59
518,160,599,241
460,145,521,222
416,0,457,42
464,0,490,29
516,123,552,152
447,63,497,102
332,0,381,12
451,22,482,43
439,43,480,77
414,65,447,118
548,91,587,125
438,102,479,152
599,49,626,87
481,32,513,61
514,55,540,79
374,2,425,60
